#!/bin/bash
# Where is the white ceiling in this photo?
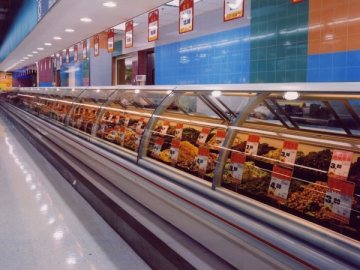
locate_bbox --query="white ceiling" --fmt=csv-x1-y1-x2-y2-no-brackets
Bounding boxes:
1,0,224,72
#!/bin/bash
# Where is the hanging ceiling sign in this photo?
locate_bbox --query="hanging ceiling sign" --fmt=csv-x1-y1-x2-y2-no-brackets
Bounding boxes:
82,40,87,60
94,34,99,57
224,0,244,22
74,45,78,63
148,9,159,42
179,0,194,34
125,21,134,48
108,29,114,53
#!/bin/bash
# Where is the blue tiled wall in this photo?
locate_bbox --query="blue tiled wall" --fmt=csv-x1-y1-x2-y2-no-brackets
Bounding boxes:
250,0,309,83
155,26,250,85
308,50,360,82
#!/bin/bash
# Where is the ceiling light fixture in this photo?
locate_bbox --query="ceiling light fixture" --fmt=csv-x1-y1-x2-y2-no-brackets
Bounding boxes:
45,43,52,46
103,1,117,7
23,57,29,59
80,18,92,22
32,51,38,54
64,29,75,32
37,47,44,50
27,54,33,57
53,36,62,40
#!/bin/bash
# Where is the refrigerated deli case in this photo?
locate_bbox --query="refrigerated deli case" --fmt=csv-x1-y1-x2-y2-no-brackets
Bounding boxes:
2,84,360,266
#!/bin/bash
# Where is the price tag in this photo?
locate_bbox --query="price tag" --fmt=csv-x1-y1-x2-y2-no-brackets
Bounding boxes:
328,150,353,180
77,118,83,128
174,123,183,140
180,7,193,33
280,140,299,165
135,129,143,147
324,177,355,224
136,117,145,130
267,165,293,203
160,121,170,135
120,126,126,146
99,123,106,133
196,128,210,145
152,138,164,158
124,113,131,127
114,113,121,124
245,134,260,155
196,147,210,174
108,129,118,141
213,130,227,149
170,140,181,163
227,152,246,183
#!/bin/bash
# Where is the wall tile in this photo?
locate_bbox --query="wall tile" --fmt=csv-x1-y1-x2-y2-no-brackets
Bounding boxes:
333,52,347,67
346,66,360,81
332,67,346,82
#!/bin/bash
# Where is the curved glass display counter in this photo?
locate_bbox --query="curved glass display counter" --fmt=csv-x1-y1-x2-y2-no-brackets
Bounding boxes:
2,84,360,243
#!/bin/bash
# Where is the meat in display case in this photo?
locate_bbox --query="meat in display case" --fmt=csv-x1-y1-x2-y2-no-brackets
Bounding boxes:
2,84,360,243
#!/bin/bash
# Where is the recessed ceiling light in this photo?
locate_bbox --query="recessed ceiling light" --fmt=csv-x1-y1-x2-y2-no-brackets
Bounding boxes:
45,43,52,46
27,54,33,57
80,18,92,22
37,47,44,50
64,29,75,32
103,1,117,7
23,57,29,59
53,36,62,40
32,51,38,53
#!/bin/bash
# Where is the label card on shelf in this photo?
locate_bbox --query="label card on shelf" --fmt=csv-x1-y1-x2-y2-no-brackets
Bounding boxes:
268,165,293,203
108,129,118,141
179,0,194,34
245,134,260,155
152,138,164,158
328,150,353,180
213,130,227,149
170,140,181,163
224,0,244,22
174,123,183,140
196,128,210,145
280,140,299,165
196,147,210,174
136,117,145,131
228,152,246,183
135,129,142,148
148,9,159,42
124,113,131,127
160,121,170,135
120,126,126,146
324,177,355,224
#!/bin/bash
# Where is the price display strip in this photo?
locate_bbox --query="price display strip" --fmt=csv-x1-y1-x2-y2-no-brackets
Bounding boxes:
120,126,126,147
160,121,170,135
268,165,293,204
328,150,353,180
170,140,180,166
124,113,131,127
196,147,210,175
213,130,227,150
325,177,355,224
227,152,246,183
179,0,194,34
224,0,244,22
280,140,298,165
196,128,210,145
152,138,164,158
174,123,183,140
136,117,145,131
245,134,260,155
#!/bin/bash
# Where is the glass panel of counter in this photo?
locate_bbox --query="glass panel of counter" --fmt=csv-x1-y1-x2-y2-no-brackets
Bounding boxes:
143,91,253,183
90,87,174,153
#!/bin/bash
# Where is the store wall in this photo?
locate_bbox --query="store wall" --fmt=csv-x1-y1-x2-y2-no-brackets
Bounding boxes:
155,2,251,85
90,33,112,86
38,57,53,87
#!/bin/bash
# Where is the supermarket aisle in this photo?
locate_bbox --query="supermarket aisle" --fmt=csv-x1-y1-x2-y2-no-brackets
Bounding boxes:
0,112,151,269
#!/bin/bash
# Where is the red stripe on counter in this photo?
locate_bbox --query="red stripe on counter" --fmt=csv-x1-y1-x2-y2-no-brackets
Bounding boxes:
22,112,319,270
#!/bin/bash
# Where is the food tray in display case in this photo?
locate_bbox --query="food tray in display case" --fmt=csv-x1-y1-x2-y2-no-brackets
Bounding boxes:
5,83,360,242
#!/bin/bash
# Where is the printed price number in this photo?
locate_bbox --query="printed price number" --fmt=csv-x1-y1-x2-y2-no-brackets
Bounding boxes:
245,142,258,155
280,148,297,164
228,162,244,182
268,177,290,202
196,156,208,172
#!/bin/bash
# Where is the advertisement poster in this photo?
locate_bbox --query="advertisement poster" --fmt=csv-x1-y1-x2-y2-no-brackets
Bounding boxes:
108,29,114,53
74,45,78,62
148,9,159,42
125,21,134,48
224,0,244,22
94,34,99,57
82,40,87,60
66,48,69,64
0,73,12,90
179,0,194,33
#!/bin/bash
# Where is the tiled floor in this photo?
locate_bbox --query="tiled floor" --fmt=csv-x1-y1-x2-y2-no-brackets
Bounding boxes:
0,111,151,270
